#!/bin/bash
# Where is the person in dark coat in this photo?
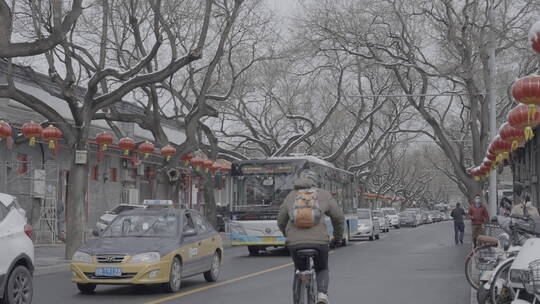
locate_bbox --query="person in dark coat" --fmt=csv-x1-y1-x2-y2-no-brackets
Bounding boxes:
450,203,466,244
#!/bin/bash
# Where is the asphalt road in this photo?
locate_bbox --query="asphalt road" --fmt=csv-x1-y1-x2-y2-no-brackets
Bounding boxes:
34,221,471,304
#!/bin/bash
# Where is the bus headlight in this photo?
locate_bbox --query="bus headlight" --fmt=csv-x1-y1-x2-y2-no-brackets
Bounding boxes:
229,223,247,235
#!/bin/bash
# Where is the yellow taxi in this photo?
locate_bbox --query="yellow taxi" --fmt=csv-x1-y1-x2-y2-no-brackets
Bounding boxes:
70,201,223,293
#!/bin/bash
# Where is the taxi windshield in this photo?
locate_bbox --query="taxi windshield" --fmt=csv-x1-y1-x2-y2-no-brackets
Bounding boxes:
102,213,177,238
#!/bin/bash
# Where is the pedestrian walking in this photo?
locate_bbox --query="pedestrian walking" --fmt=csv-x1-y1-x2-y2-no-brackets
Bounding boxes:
468,195,489,247
450,203,465,244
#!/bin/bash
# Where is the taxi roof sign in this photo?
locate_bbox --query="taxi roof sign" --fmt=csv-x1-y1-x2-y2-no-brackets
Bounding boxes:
143,199,173,206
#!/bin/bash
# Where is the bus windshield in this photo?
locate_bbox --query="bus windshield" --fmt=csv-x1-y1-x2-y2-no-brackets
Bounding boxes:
358,210,370,219
233,174,297,212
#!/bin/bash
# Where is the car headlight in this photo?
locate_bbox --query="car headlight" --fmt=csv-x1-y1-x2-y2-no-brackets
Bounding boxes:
229,223,247,235
129,252,161,263
72,251,93,263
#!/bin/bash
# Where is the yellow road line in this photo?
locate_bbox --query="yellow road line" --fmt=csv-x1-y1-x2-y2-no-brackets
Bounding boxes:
144,262,294,304
144,241,367,304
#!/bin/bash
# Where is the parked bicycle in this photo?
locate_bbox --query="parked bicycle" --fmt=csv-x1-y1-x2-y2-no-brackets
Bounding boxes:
293,249,318,304
487,215,540,304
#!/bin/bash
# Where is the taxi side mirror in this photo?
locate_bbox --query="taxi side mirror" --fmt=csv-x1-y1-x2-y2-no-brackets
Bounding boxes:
92,229,100,237
183,228,197,237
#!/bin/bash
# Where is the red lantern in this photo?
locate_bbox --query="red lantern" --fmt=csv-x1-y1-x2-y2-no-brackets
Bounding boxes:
42,125,62,150
499,122,525,151
118,137,135,155
529,19,540,54
511,75,540,120
180,153,193,166
486,152,497,163
21,121,43,146
160,145,176,161
96,132,113,151
508,104,540,140
138,142,155,159
190,157,204,171
210,163,221,174
489,136,512,162
202,160,213,173
0,121,11,139
482,157,493,170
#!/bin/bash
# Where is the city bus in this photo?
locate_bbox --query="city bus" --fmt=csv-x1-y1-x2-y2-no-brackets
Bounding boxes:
228,156,358,255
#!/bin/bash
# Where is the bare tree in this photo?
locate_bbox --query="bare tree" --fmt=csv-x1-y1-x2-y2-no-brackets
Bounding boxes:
296,0,540,201
1,0,217,258
0,0,83,57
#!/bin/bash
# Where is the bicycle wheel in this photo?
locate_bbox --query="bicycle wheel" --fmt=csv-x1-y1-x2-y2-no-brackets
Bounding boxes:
489,258,515,304
308,272,317,304
293,276,307,304
465,244,498,290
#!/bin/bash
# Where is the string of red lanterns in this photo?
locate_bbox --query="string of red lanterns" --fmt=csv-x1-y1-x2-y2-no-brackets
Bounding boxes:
469,19,540,181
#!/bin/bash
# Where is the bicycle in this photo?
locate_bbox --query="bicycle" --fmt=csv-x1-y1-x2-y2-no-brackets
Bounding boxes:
293,249,318,304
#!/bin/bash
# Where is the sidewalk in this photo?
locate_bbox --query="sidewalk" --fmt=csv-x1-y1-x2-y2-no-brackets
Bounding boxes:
34,244,70,276
34,233,231,276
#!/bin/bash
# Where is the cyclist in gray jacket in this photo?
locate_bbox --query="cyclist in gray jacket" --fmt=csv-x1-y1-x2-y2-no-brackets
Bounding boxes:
278,170,344,304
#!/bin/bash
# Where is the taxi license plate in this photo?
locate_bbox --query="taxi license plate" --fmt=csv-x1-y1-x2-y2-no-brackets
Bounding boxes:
262,237,276,242
95,267,122,277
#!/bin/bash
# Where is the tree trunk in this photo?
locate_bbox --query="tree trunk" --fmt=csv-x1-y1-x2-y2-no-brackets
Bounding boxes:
64,150,89,259
203,176,217,229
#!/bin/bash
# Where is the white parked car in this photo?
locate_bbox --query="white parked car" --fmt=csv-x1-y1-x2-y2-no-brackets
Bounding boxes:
381,208,400,229
405,208,423,225
0,193,34,304
94,204,146,233
356,209,380,241
373,209,390,233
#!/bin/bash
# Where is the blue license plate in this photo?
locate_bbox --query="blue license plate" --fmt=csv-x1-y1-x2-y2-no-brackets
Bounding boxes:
95,267,122,277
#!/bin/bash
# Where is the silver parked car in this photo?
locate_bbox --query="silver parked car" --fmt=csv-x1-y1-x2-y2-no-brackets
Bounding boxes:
356,208,380,241
373,209,390,233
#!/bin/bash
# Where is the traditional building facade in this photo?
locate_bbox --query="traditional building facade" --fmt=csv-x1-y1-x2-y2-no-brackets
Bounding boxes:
0,62,231,243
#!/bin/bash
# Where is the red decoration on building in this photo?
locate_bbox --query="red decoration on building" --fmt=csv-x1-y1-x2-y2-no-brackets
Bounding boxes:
138,141,155,159
42,125,62,150
488,136,512,162
486,152,497,162
21,121,43,146
511,75,540,121
499,122,525,151
529,19,540,54
0,121,11,139
508,104,540,140
118,137,135,155
210,163,221,174
96,132,113,151
190,157,204,171
202,160,213,173
482,157,493,170
160,145,176,161
180,153,193,166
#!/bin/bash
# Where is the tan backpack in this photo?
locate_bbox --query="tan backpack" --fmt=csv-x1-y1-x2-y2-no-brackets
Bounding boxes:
290,188,322,228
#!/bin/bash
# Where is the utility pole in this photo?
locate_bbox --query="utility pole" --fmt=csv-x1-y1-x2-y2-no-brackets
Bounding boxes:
487,1,498,217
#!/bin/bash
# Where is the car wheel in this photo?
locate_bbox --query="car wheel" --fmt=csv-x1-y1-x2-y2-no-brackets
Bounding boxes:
248,246,260,256
375,233,380,240
5,266,33,304
164,257,182,293
368,234,374,241
204,252,221,282
77,283,97,294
